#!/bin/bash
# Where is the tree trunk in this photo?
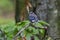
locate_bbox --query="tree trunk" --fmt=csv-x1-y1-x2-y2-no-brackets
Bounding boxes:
47,0,58,39
56,0,60,39
15,0,20,23
31,0,58,40
15,0,27,24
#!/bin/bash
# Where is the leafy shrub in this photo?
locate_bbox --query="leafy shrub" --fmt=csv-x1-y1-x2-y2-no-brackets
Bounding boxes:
0,20,49,40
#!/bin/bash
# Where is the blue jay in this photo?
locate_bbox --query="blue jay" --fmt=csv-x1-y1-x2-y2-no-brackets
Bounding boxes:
29,11,39,23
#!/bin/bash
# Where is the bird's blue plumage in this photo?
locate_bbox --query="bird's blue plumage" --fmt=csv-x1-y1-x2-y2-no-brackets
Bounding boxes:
29,11,38,23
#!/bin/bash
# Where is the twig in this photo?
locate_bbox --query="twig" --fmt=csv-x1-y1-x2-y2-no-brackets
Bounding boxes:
30,23,47,29
13,23,30,40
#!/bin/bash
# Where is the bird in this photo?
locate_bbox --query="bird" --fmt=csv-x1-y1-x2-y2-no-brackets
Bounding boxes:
29,11,39,23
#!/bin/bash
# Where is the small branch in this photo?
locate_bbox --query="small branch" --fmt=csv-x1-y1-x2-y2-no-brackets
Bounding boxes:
30,23,47,29
13,23,30,40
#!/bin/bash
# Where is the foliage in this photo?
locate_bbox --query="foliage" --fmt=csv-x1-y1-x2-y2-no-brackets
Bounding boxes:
0,20,49,40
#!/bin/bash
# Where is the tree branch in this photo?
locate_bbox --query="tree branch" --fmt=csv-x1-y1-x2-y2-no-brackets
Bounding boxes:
30,23,47,29
13,23,30,40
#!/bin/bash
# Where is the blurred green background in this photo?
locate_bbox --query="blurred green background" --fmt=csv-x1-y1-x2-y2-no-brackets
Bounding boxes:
0,0,15,24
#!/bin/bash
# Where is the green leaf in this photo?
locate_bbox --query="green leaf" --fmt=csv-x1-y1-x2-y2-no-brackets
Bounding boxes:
34,36,39,40
26,33,32,40
33,22,43,28
17,22,26,27
13,28,18,35
17,26,23,30
17,20,30,27
39,29,45,37
32,29,39,34
25,26,39,35
17,21,30,30
7,37,12,40
25,26,33,33
38,20,49,26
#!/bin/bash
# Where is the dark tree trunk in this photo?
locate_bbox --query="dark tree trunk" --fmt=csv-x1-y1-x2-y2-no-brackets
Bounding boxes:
15,0,20,24
56,0,60,39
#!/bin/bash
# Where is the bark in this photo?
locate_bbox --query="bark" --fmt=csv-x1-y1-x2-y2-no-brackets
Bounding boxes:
56,0,60,39
46,0,58,40
15,0,28,24
31,0,58,40
15,0,20,23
